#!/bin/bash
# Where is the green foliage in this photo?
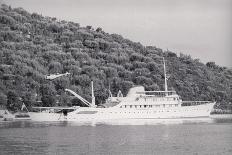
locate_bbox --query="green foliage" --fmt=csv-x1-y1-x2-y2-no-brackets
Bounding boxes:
6,90,21,111
0,4,231,110
0,15,16,25
0,92,7,106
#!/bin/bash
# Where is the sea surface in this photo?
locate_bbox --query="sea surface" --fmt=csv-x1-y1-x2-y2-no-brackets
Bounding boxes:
0,117,232,155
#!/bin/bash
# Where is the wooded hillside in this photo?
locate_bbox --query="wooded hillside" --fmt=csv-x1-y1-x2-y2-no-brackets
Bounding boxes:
0,4,231,111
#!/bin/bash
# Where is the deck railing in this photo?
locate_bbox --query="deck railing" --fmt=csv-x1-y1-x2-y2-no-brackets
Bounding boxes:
136,91,176,97
181,101,211,106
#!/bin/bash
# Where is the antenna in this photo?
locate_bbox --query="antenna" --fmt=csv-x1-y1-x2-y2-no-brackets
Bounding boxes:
163,57,168,93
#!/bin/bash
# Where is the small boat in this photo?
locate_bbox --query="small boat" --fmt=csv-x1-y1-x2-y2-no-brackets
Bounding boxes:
14,112,31,120
0,110,14,121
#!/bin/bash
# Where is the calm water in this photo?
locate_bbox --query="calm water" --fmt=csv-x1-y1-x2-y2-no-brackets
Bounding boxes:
0,118,232,155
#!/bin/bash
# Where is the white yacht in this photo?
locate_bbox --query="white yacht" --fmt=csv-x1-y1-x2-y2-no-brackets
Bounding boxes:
67,58,216,121
29,58,215,121
67,87,215,121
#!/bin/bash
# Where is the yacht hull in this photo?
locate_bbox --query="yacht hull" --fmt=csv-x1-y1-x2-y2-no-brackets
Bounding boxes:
67,102,215,121
28,102,215,122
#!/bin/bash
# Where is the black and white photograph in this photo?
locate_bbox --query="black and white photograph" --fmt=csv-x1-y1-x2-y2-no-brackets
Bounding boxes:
0,0,231,154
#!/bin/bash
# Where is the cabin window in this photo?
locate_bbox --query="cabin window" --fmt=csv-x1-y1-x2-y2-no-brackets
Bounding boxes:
149,105,152,108
135,105,137,108
140,105,142,108
124,105,127,108
130,105,132,108
144,105,147,108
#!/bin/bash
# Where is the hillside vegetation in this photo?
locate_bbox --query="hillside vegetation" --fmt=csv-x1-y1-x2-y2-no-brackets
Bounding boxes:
0,4,231,111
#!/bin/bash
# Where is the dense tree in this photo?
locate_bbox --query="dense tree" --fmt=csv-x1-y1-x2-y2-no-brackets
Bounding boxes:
6,90,21,111
0,92,7,107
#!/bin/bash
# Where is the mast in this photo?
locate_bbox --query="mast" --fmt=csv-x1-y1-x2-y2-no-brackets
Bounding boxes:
91,81,95,107
163,57,168,93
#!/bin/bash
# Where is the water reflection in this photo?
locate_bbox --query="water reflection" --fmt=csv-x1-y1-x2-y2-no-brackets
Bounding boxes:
1,117,232,128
